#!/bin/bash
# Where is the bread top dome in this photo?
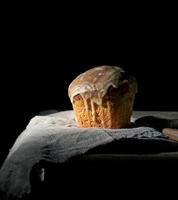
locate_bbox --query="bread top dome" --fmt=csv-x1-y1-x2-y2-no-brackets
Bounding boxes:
68,65,137,105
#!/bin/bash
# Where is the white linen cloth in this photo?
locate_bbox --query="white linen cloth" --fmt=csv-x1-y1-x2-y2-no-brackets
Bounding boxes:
0,110,164,199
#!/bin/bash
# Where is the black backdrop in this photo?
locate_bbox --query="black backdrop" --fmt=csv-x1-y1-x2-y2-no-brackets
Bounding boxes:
1,13,178,166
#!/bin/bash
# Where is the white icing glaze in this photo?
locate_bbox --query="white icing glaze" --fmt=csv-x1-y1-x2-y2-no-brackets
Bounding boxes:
68,66,126,105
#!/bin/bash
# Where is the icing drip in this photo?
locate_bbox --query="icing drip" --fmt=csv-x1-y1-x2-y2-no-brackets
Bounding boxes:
101,106,105,128
90,99,96,122
81,93,89,113
80,94,91,126
107,101,111,127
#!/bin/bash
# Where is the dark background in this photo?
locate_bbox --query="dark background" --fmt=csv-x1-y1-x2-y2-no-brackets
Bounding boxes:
1,8,178,166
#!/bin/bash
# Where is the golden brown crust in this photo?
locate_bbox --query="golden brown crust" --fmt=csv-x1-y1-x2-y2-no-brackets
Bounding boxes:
72,86,135,128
